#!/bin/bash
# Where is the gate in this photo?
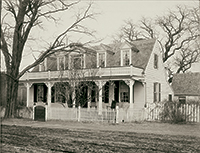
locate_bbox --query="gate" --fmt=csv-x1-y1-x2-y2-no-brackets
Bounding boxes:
34,106,45,121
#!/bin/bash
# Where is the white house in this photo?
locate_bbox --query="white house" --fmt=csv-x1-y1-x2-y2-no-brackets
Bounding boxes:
19,39,173,121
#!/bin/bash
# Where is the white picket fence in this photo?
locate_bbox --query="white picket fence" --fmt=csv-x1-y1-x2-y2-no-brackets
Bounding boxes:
146,103,200,122
48,107,116,122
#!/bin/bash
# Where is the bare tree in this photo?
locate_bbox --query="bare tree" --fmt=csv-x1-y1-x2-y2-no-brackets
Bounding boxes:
1,0,97,118
115,5,200,77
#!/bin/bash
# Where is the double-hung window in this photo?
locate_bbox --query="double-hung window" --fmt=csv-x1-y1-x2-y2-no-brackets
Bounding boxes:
72,54,83,69
59,57,65,70
123,50,130,66
99,53,105,67
153,82,161,102
120,92,129,102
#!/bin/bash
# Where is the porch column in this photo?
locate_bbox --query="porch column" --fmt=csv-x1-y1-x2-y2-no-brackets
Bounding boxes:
129,80,135,109
47,82,54,106
72,90,76,108
25,82,32,107
87,86,91,109
98,81,103,115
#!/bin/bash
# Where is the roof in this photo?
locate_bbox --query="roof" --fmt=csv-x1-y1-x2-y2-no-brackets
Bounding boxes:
32,39,156,72
172,72,200,96
107,38,156,69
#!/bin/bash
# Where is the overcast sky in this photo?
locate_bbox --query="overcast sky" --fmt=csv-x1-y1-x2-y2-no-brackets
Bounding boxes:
1,0,199,71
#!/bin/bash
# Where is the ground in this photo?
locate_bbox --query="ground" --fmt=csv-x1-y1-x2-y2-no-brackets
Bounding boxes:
1,119,200,152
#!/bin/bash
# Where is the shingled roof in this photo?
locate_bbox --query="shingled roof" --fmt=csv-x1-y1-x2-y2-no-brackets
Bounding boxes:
32,39,156,72
172,73,200,96
106,38,156,69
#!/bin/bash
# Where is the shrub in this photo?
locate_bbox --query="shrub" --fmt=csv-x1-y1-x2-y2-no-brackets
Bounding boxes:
159,100,186,123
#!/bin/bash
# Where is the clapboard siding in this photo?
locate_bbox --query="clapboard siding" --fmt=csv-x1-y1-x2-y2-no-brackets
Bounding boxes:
145,40,173,104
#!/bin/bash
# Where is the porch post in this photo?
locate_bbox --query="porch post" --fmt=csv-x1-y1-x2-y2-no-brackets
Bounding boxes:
47,82,54,106
26,83,32,107
98,81,103,115
87,86,91,109
129,80,135,109
72,91,76,108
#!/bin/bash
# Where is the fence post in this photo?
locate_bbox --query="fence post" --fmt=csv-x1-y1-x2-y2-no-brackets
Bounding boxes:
194,104,196,122
197,105,200,123
116,106,119,123
78,106,81,122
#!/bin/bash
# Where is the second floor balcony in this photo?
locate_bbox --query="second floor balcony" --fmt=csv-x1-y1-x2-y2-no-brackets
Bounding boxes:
20,65,144,81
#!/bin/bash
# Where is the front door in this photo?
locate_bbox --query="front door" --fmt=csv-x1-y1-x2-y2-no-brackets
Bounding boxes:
114,81,119,102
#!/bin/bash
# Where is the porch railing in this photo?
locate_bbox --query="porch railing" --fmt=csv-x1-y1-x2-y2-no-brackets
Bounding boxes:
20,66,143,81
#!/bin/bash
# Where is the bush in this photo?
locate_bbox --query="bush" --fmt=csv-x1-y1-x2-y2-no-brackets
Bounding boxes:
159,100,186,123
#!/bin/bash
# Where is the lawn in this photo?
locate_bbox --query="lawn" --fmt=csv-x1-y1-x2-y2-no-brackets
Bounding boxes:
1,119,200,152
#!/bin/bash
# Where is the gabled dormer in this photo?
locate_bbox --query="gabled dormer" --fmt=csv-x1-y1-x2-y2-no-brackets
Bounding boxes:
96,44,115,68
69,52,85,69
120,43,132,66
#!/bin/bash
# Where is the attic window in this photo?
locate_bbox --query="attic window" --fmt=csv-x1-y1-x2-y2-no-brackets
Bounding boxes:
154,54,158,69
71,54,83,69
123,50,130,66
99,53,105,67
59,57,65,70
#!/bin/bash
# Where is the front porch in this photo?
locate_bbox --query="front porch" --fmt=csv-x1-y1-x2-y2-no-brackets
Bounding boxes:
23,78,146,122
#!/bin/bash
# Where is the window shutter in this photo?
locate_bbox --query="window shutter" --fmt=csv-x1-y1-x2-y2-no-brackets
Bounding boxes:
159,83,161,102
153,83,157,102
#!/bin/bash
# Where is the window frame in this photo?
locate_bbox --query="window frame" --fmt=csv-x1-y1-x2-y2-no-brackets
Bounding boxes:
71,54,84,69
153,82,161,102
120,92,129,102
123,50,130,66
98,52,106,68
154,53,158,69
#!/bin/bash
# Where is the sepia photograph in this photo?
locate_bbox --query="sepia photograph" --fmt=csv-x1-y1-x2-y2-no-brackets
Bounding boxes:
0,0,200,152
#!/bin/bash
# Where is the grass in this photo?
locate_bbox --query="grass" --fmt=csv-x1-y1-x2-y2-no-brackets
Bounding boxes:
1,119,200,152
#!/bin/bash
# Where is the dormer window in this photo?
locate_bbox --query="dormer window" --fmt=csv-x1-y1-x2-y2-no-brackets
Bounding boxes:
123,50,130,66
71,54,84,69
154,54,158,69
59,57,64,70
98,53,105,67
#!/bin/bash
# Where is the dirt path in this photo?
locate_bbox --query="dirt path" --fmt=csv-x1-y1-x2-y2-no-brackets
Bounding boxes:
1,123,200,153
1,118,200,137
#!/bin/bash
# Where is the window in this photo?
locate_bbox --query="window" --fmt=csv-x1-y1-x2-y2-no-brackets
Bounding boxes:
120,92,129,102
34,84,47,102
123,50,130,66
51,83,66,103
179,96,186,104
168,94,172,101
154,54,158,69
99,53,105,67
59,57,64,70
72,54,83,69
153,82,161,102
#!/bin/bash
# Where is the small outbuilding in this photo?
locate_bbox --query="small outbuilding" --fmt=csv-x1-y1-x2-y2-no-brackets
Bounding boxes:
172,72,200,104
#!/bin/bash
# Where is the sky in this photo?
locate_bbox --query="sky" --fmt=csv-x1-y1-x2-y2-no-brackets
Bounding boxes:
0,0,199,71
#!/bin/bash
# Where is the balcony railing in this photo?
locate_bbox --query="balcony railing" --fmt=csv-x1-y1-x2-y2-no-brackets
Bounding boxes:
20,66,144,81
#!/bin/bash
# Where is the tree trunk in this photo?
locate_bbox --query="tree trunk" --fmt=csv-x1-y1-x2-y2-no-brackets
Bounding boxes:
4,76,19,118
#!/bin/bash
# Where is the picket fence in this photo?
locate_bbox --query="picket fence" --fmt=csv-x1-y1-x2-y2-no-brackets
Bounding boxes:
146,103,200,122
1,103,199,123
48,107,116,122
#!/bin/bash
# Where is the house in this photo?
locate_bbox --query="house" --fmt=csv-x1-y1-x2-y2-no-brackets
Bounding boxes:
19,38,173,121
172,72,200,103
